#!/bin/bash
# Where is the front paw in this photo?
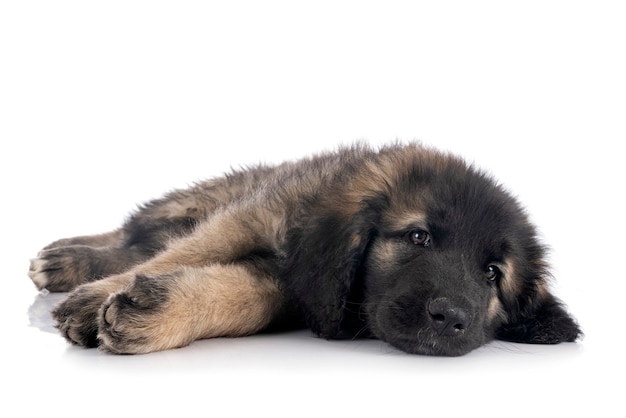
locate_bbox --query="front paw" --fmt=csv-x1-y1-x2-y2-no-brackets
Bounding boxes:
52,284,110,347
97,275,175,354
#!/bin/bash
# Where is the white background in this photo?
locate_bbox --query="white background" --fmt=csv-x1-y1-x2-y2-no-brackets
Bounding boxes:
1,1,624,416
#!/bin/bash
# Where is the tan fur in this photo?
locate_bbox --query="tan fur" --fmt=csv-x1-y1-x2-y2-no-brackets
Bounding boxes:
134,206,287,275
499,260,521,301
98,265,282,354
57,273,134,344
381,210,429,232
369,240,403,272
486,293,507,324
148,197,205,219
41,229,123,251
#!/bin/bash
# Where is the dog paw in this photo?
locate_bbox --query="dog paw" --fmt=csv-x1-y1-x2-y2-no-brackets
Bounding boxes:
28,246,95,292
97,275,184,354
52,284,111,347
28,257,51,291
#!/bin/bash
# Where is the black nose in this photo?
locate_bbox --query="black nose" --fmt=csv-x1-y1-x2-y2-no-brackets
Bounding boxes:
428,297,471,336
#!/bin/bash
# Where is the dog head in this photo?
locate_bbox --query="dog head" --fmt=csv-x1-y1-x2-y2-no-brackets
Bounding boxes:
286,144,581,356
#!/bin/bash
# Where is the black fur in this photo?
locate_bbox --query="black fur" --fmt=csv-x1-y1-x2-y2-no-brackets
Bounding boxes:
280,148,581,355
496,296,582,344
284,208,378,338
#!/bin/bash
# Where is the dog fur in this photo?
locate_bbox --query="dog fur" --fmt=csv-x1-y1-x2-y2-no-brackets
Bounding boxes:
28,143,581,355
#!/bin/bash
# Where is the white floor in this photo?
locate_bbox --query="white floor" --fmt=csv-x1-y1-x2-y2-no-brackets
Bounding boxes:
1,248,618,417
2,2,625,416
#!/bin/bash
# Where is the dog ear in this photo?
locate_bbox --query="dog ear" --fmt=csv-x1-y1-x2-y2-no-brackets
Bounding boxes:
284,203,378,339
496,291,582,344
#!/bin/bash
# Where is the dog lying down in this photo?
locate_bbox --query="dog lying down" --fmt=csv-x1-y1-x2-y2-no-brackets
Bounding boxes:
28,143,581,356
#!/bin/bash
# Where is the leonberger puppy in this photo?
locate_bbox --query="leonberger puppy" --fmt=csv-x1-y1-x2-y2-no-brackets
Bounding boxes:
28,143,581,356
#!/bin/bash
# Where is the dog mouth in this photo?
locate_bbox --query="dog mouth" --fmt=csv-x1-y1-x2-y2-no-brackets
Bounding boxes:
367,300,484,357
381,332,478,357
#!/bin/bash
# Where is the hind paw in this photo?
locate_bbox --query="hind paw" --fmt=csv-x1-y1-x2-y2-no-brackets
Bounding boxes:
28,246,96,292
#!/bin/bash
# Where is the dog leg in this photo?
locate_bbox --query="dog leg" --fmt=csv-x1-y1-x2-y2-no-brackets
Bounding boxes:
41,230,124,251
29,245,150,292
97,264,283,354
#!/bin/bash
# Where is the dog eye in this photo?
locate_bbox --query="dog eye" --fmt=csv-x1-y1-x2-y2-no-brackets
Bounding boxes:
485,265,500,282
408,230,431,247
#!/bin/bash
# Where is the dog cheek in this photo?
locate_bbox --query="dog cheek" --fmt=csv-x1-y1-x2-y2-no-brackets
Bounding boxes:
486,294,508,324
362,292,399,342
481,294,508,342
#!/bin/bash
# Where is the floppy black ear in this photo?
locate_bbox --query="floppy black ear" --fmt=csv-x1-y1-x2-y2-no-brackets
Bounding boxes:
284,205,377,339
496,293,582,344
